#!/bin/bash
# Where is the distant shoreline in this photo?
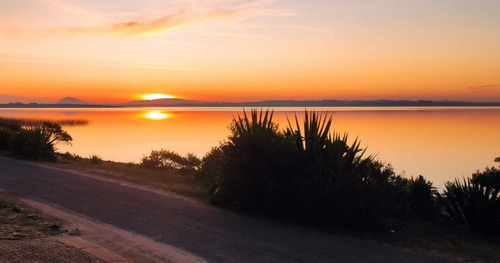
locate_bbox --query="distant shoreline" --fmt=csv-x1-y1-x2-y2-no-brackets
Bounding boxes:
1,100,500,108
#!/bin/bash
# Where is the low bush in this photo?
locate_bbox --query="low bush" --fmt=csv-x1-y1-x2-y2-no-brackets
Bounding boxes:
197,147,223,180
89,154,103,165
59,152,82,161
407,175,437,219
437,158,500,235
141,149,201,175
0,128,16,151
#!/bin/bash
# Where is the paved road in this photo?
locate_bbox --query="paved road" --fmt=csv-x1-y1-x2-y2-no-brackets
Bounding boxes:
0,157,447,262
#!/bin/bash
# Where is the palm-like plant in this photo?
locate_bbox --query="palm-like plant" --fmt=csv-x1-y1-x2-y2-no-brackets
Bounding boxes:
14,121,72,161
286,111,373,181
209,109,289,209
204,109,406,227
230,108,276,139
437,172,500,234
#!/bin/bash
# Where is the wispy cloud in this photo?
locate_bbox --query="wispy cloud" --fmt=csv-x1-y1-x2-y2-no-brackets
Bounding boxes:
6,0,292,39
467,85,500,92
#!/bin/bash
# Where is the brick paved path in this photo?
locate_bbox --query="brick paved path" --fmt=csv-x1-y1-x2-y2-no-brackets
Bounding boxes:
0,239,104,263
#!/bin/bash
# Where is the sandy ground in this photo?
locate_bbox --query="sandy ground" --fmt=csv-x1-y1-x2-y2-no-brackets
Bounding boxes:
21,197,205,263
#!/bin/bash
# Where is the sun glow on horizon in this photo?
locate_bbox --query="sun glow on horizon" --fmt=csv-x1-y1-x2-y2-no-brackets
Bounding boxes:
142,93,174,100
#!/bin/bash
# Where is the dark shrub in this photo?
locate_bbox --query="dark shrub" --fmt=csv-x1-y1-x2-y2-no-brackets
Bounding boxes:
285,111,401,226
197,147,223,180
0,128,16,150
407,175,437,219
12,122,72,162
437,158,500,235
59,152,82,161
203,109,423,228
208,110,302,211
0,120,21,151
89,154,103,165
141,149,201,175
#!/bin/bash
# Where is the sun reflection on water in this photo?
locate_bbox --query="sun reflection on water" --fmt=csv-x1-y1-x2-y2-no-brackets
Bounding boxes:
144,110,171,120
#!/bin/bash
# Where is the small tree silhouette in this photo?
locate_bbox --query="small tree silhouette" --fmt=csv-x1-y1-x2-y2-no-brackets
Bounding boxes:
13,121,72,161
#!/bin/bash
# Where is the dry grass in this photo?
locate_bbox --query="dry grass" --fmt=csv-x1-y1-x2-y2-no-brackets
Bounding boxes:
51,156,211,201
0,192,65,240
375,219,500,262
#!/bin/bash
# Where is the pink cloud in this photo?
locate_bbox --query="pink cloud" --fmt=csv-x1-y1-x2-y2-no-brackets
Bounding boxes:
5,0,293,39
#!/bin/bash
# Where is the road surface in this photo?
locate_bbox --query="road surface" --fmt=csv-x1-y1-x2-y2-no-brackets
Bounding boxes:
0,156,448,262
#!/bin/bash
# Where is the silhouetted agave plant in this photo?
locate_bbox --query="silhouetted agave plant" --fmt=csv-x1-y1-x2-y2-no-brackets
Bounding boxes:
13,121,72,161
286,111,373,182
230,108,277,139
437,161,500,235
204,109,408,227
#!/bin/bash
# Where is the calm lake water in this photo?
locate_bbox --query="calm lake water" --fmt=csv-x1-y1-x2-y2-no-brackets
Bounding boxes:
1,106,499,188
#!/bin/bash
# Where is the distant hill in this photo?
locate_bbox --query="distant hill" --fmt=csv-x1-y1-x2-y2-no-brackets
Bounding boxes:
55,97,89,105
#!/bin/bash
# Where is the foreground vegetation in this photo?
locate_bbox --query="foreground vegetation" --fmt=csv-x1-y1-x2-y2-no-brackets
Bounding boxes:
198,110,437,228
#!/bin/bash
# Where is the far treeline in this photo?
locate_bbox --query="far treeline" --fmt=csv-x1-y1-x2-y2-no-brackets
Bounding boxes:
1,111,499,236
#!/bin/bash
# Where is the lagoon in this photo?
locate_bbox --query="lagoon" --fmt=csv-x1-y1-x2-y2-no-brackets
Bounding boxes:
1,106,499,188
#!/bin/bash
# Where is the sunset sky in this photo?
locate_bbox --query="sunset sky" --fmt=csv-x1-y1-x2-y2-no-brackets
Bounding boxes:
1,0,499,103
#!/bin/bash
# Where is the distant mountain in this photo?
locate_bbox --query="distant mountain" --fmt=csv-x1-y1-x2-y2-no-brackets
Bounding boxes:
55,97,89,105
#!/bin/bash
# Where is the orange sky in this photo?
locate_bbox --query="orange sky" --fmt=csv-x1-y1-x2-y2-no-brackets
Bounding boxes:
1,0,499,103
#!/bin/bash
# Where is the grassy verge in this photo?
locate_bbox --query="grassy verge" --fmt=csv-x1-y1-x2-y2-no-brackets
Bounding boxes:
377,219,500,262
0,192,65,240
50,155,211,201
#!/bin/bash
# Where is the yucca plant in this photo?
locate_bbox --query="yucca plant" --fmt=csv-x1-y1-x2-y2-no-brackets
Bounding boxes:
13,122,72,161
208,109,298,211
286,111,331,153
205,109,410,227
230,108,277,139
286,111,373,182
285,111,391,226
437,167,500,235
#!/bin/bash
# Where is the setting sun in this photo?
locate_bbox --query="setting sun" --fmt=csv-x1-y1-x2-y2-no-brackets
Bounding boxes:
142,94,174,100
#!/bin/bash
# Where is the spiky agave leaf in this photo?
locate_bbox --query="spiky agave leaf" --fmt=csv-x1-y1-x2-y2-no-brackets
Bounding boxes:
438,176,500,233
286,111,332,155
231,108,276,139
